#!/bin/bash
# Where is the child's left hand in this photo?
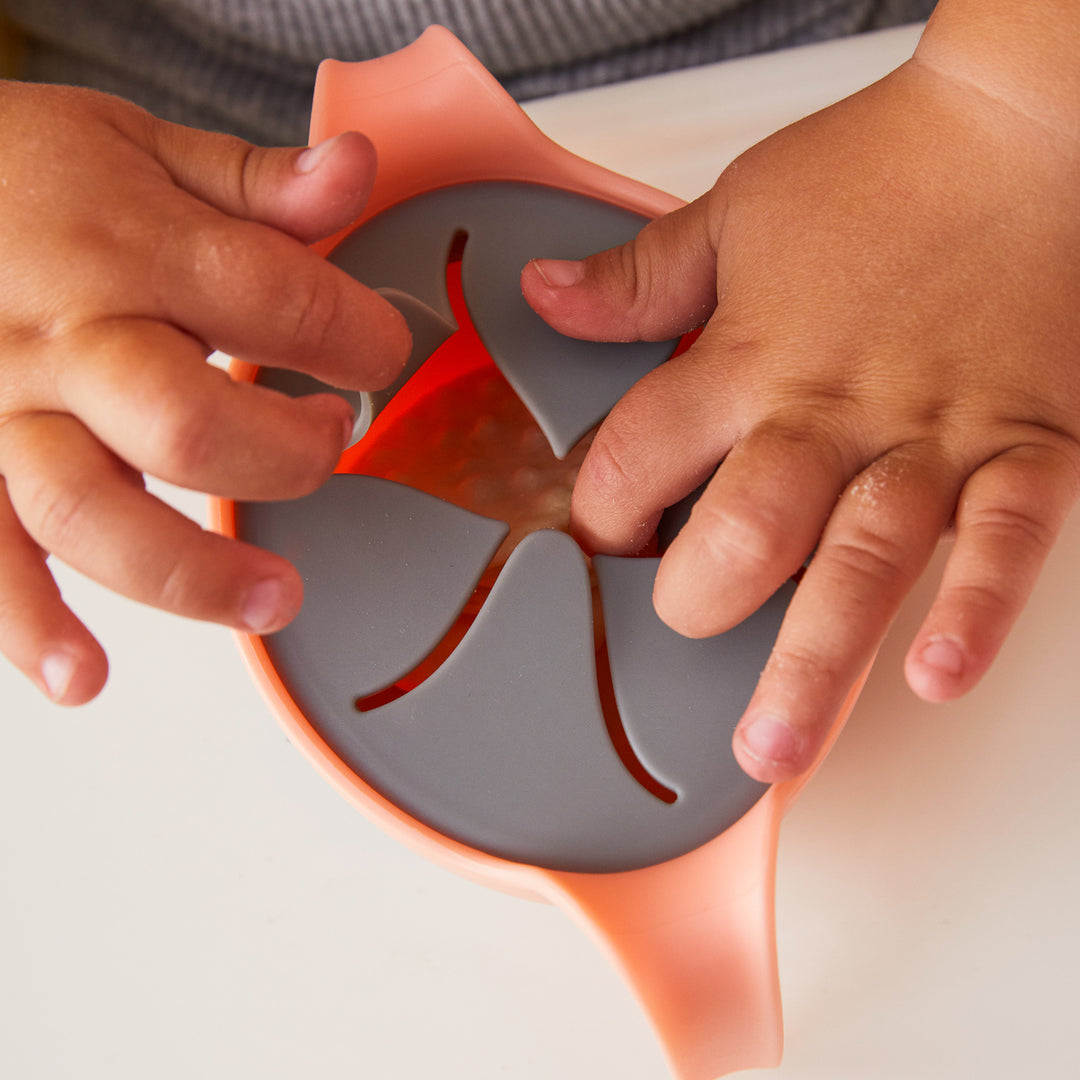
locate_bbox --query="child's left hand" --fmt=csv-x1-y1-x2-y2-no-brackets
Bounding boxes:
523,51,1080,783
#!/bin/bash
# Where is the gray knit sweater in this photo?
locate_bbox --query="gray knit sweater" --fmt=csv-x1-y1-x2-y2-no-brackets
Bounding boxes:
6,0,935,144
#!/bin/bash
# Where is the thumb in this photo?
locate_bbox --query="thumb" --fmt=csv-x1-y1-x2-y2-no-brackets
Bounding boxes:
149,120,379,244
521,189,720,343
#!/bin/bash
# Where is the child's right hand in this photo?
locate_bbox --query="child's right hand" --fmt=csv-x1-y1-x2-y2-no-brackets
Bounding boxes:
0,81,411,705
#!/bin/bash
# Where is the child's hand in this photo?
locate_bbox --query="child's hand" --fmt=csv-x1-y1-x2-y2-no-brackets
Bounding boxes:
523,52,1080,782
0,81,410,704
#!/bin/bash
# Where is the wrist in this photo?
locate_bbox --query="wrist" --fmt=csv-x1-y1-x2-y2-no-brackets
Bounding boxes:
915,0,1080,140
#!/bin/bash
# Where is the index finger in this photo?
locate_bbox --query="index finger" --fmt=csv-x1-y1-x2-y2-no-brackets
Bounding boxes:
155,206,411,391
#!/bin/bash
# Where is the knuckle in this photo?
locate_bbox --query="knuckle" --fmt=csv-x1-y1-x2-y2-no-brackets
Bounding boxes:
750,412,856,474
614,219,708,342
146,396,219,482
233,141,264,214
153,550,200,614
574,420,663,552
963,499,1056,556
820,526,913,594
691,499,788,574
0,587,29,638
943,579,1018,621
581,423,641,501
754,422,821,456
278,267,342,355
147,532,236,621
616,240,647,317
158,213,233,302
763,638,843,695
22,474,93,554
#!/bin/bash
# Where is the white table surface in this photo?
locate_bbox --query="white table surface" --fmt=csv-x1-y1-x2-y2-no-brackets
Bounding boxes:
4,22,1078,1079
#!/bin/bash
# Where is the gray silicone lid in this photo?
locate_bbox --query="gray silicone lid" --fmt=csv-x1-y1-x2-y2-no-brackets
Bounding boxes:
326,181,678,458
255,288,455,447
242,181,791,873
239,476,508,701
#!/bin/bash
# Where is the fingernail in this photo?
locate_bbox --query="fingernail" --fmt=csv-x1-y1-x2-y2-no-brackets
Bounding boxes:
242,578,288,634
296,134,342,174
918,636,965,678
532,258,584,288
737,714,802,768
41,650,77,702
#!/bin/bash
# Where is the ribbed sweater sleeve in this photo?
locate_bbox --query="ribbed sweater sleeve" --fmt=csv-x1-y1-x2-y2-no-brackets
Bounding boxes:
5,0,936,143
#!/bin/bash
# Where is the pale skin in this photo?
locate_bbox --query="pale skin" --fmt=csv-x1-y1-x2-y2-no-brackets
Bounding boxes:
3,3,1079,791
523,0,1080,782
0,82,411,704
